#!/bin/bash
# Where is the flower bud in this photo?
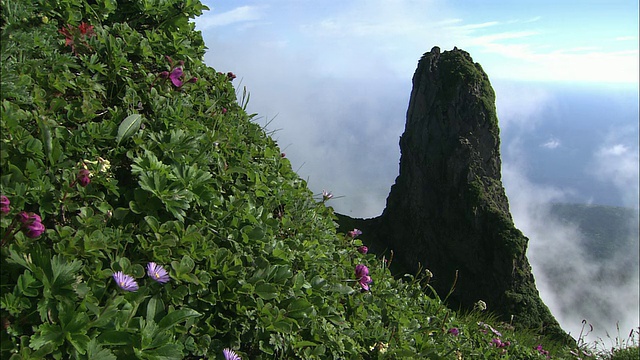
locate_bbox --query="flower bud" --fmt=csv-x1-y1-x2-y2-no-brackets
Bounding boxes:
77,169,91,187
0,195,10,215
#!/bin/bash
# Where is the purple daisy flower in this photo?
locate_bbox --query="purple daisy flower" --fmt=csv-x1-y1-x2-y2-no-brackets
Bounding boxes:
147,262,170,284
223,348,241,360
113,271,138,291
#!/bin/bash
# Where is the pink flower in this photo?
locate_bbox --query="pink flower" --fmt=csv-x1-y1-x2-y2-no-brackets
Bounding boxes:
227,72,236,81
169,67,183,87
222,107,227,114
355,264,369,279
0,195,10,215
17,211,31,224
17,212,46,238
348,228,362,238
359,275,372,291
491,338,510,348
24,221,46,238
77,169,91,187
357,245,368,254
448,328,459,336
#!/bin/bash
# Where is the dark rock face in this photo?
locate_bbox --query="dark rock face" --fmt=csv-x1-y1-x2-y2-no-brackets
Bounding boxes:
344,47,570,341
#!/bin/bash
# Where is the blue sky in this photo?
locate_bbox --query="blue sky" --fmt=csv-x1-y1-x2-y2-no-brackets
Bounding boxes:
193,1,639,340
196,0,638,83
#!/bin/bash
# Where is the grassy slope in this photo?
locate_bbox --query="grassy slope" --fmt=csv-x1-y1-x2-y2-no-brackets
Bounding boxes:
0,0,635,358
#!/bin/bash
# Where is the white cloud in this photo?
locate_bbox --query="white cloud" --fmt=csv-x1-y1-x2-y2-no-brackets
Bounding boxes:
504,157,639,344
494,81,553,132
195,5,264,30
541,138,561,149
615,36,638,41
591,139,640,208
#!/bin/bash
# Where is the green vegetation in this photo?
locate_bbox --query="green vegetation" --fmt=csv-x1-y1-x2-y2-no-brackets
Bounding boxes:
0,0,636,358
438,49,498,135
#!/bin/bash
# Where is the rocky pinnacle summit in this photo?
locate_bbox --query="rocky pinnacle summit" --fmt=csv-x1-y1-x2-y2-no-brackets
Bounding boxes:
338,47,571,342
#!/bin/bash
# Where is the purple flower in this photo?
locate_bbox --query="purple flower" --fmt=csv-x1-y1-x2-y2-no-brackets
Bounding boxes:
223,348,241,360
491,338,510,348
77,169,91,187
359,275,372,291
448,328,459,336
347,228,362,238
0,195,10,215
24,220,46,238
357,245,368,254
322,189,333,201
17,211,32,224
535,344,550,356
112,271,138,291
355,264,369,279
16,212,45,238
147,262,170,283
226,72,236,81
169,67,183,87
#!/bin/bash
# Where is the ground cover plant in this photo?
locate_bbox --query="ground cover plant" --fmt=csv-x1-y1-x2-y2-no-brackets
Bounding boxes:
1,0,637,359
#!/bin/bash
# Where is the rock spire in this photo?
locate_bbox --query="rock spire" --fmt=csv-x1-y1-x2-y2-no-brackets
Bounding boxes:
341,47,570,341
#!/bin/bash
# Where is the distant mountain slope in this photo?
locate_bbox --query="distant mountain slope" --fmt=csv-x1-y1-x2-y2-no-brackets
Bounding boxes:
549,203,639,260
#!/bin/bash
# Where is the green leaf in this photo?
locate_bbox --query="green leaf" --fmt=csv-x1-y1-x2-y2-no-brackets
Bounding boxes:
268,320,293,333
86,338,117,360
254,282,279,300
98,330,135,345
155,308,201,336
137,343,184,360
29,323,65,350
293,340,319,348
68,333,91,355
286,299,313,319
116,113,142,144
328,284,355,295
